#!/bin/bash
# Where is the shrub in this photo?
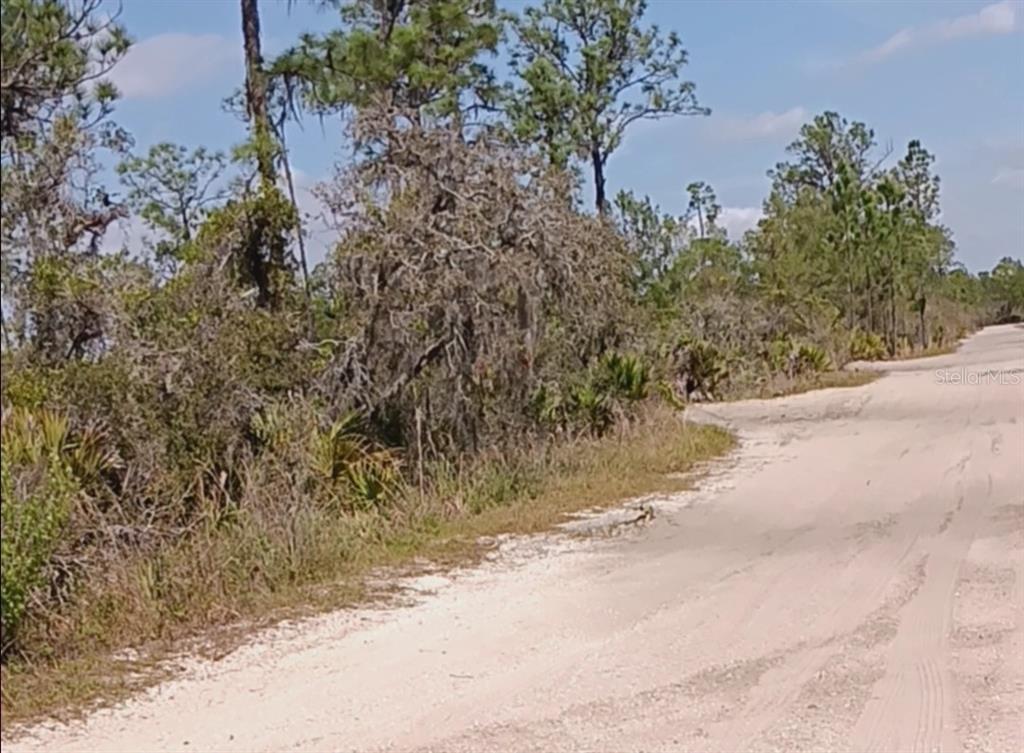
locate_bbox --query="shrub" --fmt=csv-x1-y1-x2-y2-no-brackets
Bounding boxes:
594,353,649,403
310,414,404,512
766,336,795,375
1,409,78,656
795,343,830,374
849,329,887,361
567,384,615,437
671,337,728,401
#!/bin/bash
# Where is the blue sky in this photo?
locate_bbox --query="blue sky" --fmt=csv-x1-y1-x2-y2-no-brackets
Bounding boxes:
106,0,1023,271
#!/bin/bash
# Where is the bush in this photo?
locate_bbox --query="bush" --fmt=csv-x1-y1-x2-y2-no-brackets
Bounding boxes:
766,336,795,375
671,337,728,401
849,329,887,361
593,352,649,403
530,353,651,437
567,384,615,436
795,343,830,374
1,409,78,655
309,413,404,512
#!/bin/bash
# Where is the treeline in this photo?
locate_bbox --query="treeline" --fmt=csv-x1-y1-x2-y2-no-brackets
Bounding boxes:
1,0,1021,666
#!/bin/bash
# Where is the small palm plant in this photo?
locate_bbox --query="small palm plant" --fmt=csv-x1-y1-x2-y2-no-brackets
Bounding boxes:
1,408,117,655
795,343,831,374
310,413,402,511
595,352,650,402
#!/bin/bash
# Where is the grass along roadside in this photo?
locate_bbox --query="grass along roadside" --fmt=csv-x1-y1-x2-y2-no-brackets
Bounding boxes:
852,337,965,366
746,369,881,400
897,344,958,362
1,407,732,731
884,342,959,360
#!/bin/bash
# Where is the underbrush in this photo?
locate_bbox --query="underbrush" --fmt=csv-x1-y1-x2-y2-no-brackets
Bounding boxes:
749,369,880,399
0,407,732,727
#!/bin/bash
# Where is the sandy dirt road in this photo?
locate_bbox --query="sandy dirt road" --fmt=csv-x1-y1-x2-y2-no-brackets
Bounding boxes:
7,325,1023,753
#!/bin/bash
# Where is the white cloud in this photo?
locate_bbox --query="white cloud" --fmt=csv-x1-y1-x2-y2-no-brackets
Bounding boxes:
683,206,762,239
718,206,763,239
992,167,1024,191
986,137,1024,191
858,1,1018,65
109,33,239,99
711,107,807,143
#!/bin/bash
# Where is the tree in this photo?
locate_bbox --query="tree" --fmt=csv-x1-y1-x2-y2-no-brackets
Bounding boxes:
239,0,291,307
763,112,891,334
892,140,945,347
755,112,968,353
685,181,719,239
895,139,939,221
871,174,907,352
984,256,1024,322
271,0,501,130
1,0,130,354
507,0,708,213
1,0,127,140
117,143,230,261
241,0,275,188
748,189,842,336
769,111,876,198
613,189,686,289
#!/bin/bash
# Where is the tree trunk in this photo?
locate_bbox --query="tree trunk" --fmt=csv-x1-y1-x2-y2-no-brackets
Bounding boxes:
888,258,898,355
866,265,874,332
241,0,274,189
919,296,927,349
240,0,286,307
591,145,606,215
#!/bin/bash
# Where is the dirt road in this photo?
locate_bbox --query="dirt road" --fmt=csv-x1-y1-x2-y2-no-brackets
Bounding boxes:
8,325,1023,753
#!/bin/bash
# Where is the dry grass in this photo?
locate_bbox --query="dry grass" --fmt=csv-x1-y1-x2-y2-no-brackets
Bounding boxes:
748,370,881,399
0,408,733,730
887,343,959,360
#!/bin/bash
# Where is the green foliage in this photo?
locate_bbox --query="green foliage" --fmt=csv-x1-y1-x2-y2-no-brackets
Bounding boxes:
272,0,501,124
461,459,541,515
614,190,687,288
2,0,1019,690
765,337,830,376
769,111,875,197
193,182,298,305
567,384,615,436
1,409,77,654
117,143,230,261
982,257,1024,323
2,365,52,409
531,378,615,437
795,343,830,374
672,337,728,402
751,110,981,358
849,329,887,361
531,353,649,436
1,0,133,355
0,0,129,140
766,336,795,374
685,181,721,239
594,352,649,403
506,0,708,210
310,414,403,511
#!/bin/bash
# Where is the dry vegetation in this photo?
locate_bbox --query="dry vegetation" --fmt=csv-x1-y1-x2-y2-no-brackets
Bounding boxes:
2,0,1022,725
1,408,731,726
